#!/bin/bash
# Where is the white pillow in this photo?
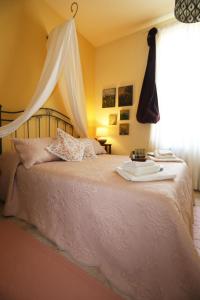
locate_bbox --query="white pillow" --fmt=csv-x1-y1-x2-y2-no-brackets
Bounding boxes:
46,129,85,161
79,138,97,159
92,139,107,155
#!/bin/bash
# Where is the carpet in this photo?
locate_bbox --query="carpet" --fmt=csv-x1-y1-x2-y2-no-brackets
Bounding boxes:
0,220,122,300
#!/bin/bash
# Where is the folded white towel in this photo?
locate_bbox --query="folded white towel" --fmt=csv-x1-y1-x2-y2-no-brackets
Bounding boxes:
154,154,177,159
123,160,156,169
116,167,176,182
148,156,183,163
122,161,161,176
156,149,174,156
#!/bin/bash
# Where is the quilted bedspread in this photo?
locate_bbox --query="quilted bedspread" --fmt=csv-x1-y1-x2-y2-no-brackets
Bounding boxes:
1,153,200,300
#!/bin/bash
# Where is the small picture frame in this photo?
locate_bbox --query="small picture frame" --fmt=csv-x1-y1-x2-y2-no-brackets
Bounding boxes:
120,109,130,121
109,114,117,125
118,85,133,107
119,123,129,135
102,88,116,108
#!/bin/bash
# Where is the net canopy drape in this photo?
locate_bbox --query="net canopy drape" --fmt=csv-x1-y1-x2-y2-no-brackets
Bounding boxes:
0,19,88,138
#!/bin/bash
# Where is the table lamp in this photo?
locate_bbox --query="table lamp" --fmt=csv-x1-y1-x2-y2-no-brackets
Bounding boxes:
96,126,107,145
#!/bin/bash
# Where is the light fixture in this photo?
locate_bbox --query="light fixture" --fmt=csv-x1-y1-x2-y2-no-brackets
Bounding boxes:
96,126,108,145
175,0,200,23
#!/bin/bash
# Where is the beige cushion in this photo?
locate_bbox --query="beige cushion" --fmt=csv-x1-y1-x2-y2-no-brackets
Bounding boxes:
46,129,85,161
92,139,107,155
79,138,97,159
13,137,59,169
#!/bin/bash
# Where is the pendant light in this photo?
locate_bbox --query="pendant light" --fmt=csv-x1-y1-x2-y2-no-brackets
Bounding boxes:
175,0,200,23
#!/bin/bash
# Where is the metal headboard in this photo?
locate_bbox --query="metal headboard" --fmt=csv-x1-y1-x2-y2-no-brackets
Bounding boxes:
0,105,73,154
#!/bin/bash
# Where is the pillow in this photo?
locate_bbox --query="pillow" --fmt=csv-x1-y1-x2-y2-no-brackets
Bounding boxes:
92,139,107,155
13,137,60,169
79,138,97,159
46,129,85,161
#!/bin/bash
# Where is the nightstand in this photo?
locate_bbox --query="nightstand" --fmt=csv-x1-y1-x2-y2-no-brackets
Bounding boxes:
104,143,112,154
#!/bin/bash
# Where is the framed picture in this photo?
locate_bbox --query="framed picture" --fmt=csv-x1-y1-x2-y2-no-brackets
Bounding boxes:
120,109,130,121
102,88,116,108
118,85,133,107
119,123,129,135
109,114,117,125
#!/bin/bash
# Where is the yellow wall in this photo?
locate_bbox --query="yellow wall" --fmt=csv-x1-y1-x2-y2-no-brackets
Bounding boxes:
95,31,151,155
0,0,152,154
0,0,95,136
78,34,95,137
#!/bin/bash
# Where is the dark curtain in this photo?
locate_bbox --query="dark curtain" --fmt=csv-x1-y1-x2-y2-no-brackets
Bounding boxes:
136,27,160,123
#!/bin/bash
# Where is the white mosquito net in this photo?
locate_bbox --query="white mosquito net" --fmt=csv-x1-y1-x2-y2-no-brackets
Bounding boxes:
0,19,88,138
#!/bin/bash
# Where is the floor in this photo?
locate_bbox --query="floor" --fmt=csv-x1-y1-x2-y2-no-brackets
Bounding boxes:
1,192,200,299
0,201,130,300
0,220,122,300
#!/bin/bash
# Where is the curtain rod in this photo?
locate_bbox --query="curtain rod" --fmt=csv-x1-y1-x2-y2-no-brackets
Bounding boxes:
141,13,175,33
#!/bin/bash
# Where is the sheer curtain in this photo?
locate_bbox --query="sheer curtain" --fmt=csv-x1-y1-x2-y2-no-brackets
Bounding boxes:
150,22,200,190
58,24,88,138
0,19,88,138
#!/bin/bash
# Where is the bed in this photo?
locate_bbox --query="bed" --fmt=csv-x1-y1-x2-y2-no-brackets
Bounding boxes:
1,107,200,300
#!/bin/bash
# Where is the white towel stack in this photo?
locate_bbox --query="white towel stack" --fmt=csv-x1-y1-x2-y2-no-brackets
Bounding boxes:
154,149,176,159
116,159,176,182
149,149,183,162
122,160,161,176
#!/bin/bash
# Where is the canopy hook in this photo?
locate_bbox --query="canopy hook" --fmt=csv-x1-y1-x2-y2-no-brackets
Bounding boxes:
71,2,78,18
47,1,78,39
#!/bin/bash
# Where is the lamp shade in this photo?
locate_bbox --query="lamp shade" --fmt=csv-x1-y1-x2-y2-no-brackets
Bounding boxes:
96,126,107,138
96,126,108,145
175,0,200,23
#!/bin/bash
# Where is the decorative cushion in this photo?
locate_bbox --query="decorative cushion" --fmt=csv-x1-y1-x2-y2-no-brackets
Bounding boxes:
79,138,97,159
46,129,85,161
92,139,107,155
13,137,60,169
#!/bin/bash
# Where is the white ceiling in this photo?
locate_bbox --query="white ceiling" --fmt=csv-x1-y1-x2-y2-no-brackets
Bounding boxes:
45,0,175,47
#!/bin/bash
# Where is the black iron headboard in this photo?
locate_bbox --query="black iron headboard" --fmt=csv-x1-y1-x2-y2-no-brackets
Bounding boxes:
0,105,73,154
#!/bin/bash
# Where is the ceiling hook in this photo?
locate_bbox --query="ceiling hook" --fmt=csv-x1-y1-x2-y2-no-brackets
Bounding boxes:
71,2,78,18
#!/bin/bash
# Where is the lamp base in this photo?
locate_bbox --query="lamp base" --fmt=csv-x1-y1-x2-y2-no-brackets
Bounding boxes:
98,139,107,145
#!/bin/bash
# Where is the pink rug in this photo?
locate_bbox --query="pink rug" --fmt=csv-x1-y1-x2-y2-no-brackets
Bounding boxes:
0,220,122,300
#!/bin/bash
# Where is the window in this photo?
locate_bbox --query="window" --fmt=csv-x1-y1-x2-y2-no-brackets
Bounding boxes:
150,22,200,190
